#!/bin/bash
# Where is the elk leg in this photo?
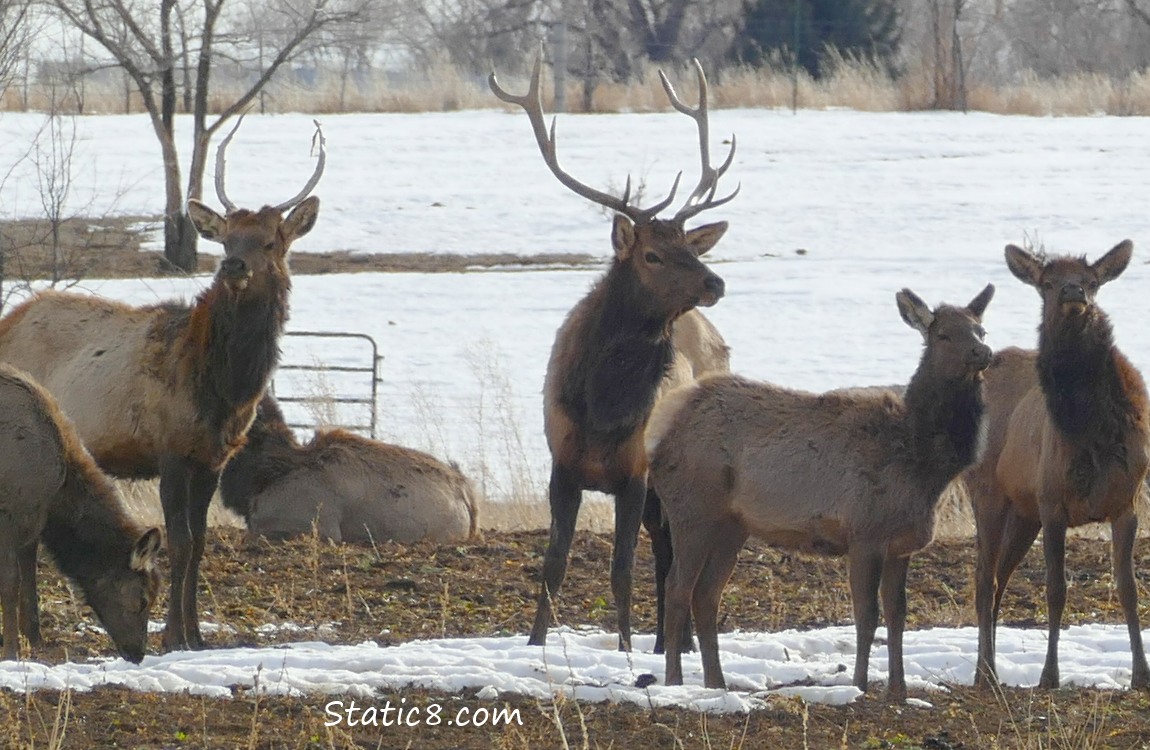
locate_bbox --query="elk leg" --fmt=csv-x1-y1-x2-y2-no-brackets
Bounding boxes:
880,554,911,700
977,507,1040,689
1038,516,1068,689
848,548,884,693
1111,510,1149,689
159,461,192,651
663,517,721,686
528,463,582,646
16,539,40,646
644,488,693,655
972,498,1008,689
0,545,19,660
180,462,219,650
691,520,747,690
611,475,647,652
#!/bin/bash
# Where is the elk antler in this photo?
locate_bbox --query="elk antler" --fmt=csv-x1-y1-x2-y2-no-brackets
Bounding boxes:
272,119,327,212
489,49,681,224
658,59,740,225
213,116,327,215
213,114,246,214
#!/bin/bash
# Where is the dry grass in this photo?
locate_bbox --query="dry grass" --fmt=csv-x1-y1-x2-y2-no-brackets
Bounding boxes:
8,59,1150,116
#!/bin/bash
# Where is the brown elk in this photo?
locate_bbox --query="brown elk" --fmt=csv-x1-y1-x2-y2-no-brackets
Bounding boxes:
966,241,1149,690
219,395,480,544
0,364,163,662
648,285,995,697
0,119,323,651
489,55,738,651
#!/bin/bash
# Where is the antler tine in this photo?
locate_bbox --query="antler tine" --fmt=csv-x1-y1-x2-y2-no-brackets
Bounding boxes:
213,114,245,214
272,120,327,213
659,59,739,224
490,47,677,222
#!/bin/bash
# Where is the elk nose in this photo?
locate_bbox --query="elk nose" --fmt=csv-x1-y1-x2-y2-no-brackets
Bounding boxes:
1060,284,1086,304
704,274,725,299
220,257,248,278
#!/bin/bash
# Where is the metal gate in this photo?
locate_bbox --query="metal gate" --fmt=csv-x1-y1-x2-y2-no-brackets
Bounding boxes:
269,331,383,438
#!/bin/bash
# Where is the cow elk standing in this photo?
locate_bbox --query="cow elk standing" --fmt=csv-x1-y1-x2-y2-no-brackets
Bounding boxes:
489,55,738,651
648,285,995,697
0,119,324,650
966,241,1149,690
0,364,162,662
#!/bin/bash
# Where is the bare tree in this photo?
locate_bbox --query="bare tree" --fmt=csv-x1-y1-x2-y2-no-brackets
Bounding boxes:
0,0,37,104
50,0,370,272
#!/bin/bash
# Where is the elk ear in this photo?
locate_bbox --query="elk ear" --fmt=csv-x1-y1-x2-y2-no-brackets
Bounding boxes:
611,214,637,261
282,196,320,246
1093,239,1133,285
187,200,227,243
684,221,729,257
1004,244,1043,287
130,527,163,572
896,288,933,338
966,283,995,319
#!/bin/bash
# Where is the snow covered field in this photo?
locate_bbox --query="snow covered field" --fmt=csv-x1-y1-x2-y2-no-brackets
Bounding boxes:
2,108,1150,706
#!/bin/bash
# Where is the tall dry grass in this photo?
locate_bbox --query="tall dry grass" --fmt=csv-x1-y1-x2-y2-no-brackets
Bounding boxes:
7,58,1150,116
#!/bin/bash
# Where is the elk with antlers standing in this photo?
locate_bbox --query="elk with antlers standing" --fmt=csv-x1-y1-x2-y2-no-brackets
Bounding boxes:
0,119,324,651
490,54,739,651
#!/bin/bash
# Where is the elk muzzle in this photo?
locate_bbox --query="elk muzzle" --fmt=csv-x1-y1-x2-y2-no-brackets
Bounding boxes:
1059,284,1087,315
971,342,993,371
219,257,252,291
698,273,726,307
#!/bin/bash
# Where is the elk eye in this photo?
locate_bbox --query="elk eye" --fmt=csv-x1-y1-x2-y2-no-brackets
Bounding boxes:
644,252,663,264
264,242,276,251
1042,281,1054,291
937,333,951,342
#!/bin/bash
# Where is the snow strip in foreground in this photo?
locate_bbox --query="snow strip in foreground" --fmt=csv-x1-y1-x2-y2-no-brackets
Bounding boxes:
0,625,1144,713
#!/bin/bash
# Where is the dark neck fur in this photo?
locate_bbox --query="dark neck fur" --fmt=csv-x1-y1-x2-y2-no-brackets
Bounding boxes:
561,265,676,438
40,471,135,589
1036,308,1123,446
218,398,300,517
903,356,986,497
192,275,290,431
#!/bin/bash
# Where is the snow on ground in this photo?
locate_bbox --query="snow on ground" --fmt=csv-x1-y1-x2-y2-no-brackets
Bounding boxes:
3,110,1150,706
0,625,1145,710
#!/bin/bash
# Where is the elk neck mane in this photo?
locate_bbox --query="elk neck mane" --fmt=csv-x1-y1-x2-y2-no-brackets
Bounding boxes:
153,272,290,432
559,263,676,439
902,347,987,493
1036,306,1145,451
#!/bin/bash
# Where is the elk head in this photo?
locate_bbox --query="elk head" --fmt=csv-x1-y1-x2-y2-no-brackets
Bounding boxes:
898,284,995,379
187,117,325,296
1005,240,1132,327
85,526,163,663
490,53,738,318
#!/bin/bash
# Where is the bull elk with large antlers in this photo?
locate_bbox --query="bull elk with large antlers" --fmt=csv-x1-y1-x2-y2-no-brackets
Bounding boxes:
0,118,324,651
490,53,739,651
965,241,1150,690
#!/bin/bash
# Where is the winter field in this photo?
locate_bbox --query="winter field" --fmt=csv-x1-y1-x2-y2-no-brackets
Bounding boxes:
2,108,1150,714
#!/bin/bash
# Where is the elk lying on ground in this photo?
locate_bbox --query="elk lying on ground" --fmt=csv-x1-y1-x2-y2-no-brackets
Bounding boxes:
965,241,1149,690
648,285,995,697
0,119,323,651
0,364,162,662
219,396,479,544
490,54,738,651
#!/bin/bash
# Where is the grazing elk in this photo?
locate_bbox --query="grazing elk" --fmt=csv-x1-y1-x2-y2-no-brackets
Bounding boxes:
219,395,480,544
0,364,162,663
648,285,995,697
489,55,738,651
966,241,1149,690
0,119,324,651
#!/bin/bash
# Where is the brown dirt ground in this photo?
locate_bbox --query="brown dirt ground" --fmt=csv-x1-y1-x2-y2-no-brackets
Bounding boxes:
5,219,1150,748
4,529,1150,749
0,216,599,282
